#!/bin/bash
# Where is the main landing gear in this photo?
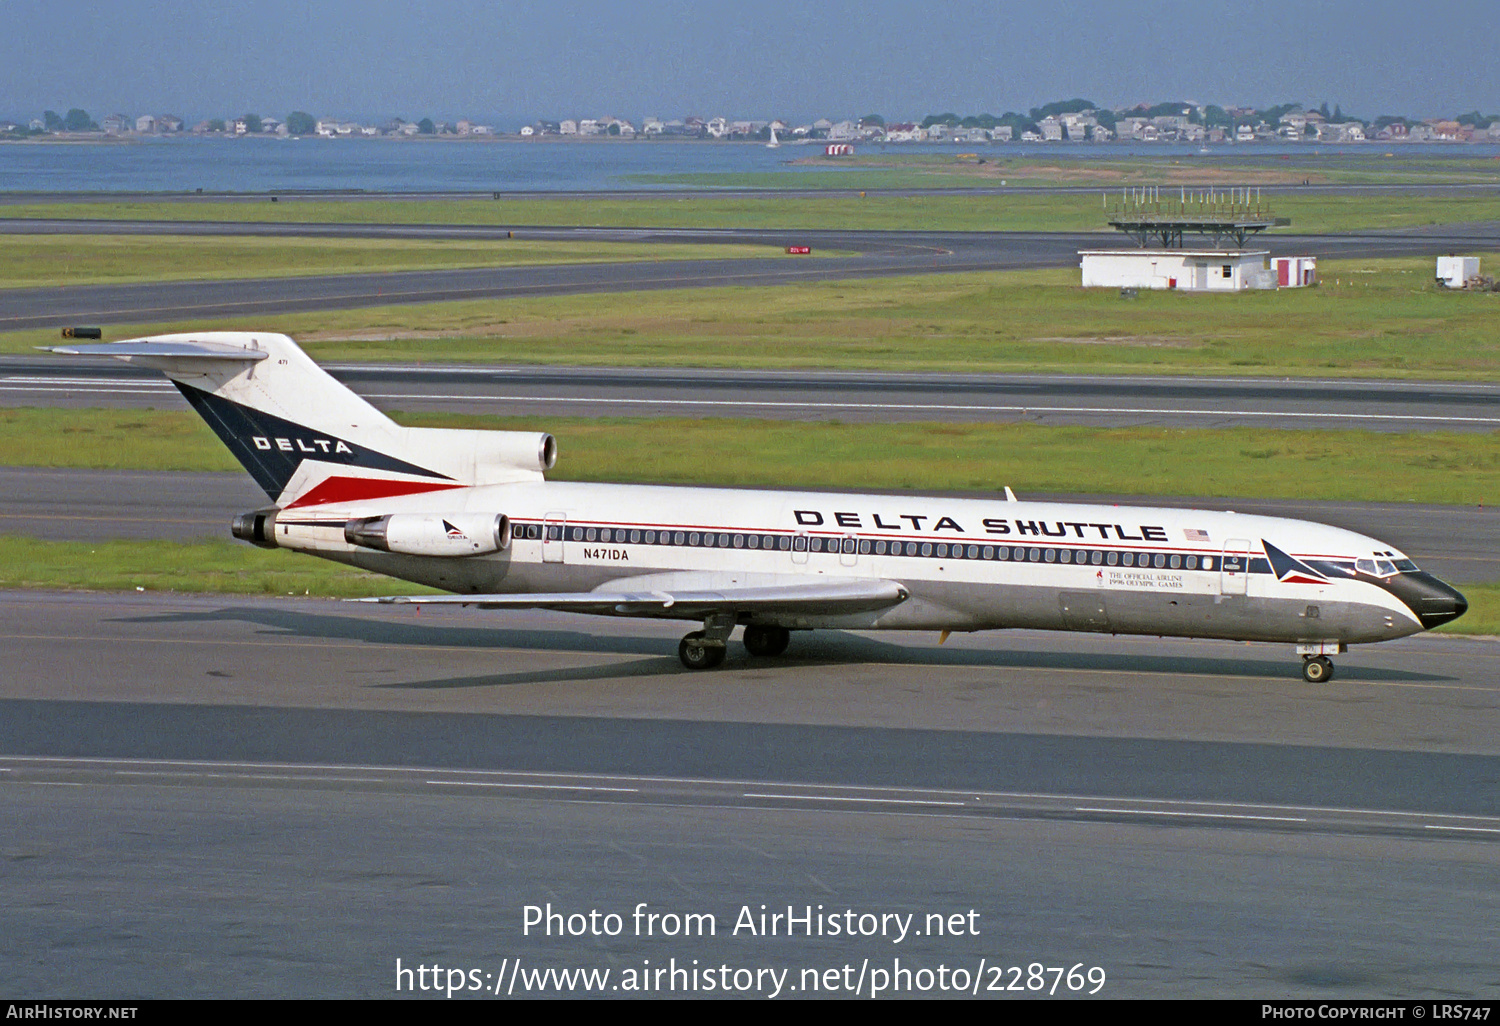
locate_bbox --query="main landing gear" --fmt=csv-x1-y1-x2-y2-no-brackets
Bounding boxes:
677,618,793,669
1301,655,1335,683
679,631,726,670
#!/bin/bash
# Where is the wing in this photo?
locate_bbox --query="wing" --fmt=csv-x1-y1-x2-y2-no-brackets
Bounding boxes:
361,577,909,619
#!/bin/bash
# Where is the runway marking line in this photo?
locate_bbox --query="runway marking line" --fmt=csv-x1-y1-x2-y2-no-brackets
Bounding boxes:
10,756,1500,830
427,780,638,793
742,792,967,807
18,378,1492,425
1074,806,1308,823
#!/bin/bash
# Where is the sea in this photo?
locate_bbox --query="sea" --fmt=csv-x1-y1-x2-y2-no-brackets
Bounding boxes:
0,136,1495,194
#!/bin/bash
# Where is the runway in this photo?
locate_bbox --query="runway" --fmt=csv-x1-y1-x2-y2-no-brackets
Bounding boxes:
3,591,1498,997
6,358,1500,432
1,219,1497,329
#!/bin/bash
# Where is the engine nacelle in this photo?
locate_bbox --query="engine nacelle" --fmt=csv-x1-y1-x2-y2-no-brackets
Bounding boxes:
231,507,280,549
344,513,511,557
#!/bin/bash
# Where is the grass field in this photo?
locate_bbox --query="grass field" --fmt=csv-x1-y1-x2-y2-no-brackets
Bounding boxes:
0,535,437,597
6,190,1500,234
0,234,807,288
629,152,1500,190
4,407,1496,506
8,256,1499,379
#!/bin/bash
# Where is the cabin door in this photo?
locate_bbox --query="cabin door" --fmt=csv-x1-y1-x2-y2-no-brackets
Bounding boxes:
542,513,567,563
1220,539,1251,595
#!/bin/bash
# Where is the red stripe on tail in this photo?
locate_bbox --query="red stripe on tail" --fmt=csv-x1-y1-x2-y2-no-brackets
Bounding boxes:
284,476,466,509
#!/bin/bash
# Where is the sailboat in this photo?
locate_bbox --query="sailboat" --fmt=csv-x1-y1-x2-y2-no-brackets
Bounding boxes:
766,125,780,148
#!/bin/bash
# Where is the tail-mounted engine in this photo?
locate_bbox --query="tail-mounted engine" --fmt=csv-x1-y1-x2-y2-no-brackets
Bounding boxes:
343,513,512,557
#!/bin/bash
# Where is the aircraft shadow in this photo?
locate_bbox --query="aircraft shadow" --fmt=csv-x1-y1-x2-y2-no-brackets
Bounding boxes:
117,605,1455,688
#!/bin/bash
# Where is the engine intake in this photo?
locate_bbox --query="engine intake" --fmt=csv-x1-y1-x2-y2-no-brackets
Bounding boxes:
344,513,511,557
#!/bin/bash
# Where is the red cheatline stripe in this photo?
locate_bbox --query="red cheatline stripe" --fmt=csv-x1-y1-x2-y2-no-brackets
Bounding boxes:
283,476,466,509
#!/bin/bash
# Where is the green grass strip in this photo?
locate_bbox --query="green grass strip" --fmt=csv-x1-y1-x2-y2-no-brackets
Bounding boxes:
0,535,434,597
2,407,1495,506
8,258,1498,380
0,235,809,289
6,191,1500,233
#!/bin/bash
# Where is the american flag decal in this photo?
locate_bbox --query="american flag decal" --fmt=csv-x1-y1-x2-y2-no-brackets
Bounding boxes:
1185,529,1211,542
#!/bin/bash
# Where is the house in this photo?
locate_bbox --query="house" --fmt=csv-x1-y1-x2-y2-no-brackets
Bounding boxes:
135,114,157,134
558,119,577,135
101,113,130,135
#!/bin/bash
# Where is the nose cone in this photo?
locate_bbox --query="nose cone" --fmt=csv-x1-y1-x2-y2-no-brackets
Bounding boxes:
1388,572,1468,630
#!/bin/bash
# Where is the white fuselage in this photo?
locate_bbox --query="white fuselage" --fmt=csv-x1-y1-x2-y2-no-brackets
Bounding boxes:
273,480,1428,646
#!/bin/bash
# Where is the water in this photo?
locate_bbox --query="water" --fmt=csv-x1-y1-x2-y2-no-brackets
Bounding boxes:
0,135,1496,194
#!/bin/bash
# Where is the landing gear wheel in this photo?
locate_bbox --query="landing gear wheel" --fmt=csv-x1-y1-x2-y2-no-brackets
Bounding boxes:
679,631,726,670
743,625,791,657
1301,655,1335,683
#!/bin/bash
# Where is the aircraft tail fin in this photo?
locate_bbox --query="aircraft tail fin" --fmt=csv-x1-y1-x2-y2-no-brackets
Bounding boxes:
45,332,556,506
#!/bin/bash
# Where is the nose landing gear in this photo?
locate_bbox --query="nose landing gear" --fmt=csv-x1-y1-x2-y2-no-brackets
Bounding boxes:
1301,655,1335,683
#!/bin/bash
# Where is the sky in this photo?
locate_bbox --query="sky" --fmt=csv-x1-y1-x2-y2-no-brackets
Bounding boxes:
2,0,1497,126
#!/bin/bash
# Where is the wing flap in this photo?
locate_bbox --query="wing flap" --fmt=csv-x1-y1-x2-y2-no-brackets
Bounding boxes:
362,578,909,618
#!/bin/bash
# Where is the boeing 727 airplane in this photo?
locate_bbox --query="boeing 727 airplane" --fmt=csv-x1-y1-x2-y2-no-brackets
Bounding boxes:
49,331,1467,682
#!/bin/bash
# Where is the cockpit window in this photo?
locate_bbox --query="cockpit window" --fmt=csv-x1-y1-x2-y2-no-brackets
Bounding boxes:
1356,559,1376,575
1357,558,1405,577
1394,559,1419,573
1375,560,1397,576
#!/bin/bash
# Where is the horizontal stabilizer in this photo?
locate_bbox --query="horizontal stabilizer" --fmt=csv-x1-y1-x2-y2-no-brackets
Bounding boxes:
361,578,909,618
42,340,271,361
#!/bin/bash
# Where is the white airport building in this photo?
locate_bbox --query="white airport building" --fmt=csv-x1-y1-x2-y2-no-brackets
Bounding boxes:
1079,249,1277,291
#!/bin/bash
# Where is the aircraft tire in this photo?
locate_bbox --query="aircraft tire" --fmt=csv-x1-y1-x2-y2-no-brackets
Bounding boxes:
1301,656,1334,683
743,625,791,657
679,631,726,670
